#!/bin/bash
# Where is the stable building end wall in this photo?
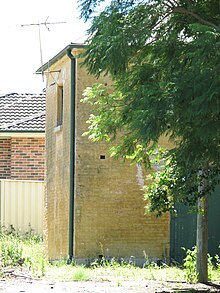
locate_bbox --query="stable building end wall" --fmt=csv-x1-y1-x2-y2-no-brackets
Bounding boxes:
44,56,71,260
44,49,170,261
74,59,170,262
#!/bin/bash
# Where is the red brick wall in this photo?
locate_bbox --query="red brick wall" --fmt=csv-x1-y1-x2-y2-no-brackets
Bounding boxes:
0,138,11,179
0,137,45,181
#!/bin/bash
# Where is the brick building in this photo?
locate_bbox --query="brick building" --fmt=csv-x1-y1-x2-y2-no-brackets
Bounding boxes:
0,93,45,181
37,43,170,263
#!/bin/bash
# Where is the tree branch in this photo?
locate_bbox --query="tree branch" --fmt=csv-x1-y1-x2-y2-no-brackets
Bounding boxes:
164,0,175,9
172,6,218,30
165,0,178,8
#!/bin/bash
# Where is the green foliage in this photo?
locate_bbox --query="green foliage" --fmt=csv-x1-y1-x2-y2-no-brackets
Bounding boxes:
0,229,46,277
94,256,137,269
144,149,220,216
0,232,23,266
72,266,91,281
1,230,220,283
182,246,219,283
79,0,220,214
182,246,198,283
214,253,220,271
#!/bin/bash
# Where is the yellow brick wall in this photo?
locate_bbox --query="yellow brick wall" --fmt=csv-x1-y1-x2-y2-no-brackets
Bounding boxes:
44,48,170,261
44,56,71,259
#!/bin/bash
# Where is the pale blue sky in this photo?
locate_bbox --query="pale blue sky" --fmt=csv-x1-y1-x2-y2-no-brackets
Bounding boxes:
0,0,88,94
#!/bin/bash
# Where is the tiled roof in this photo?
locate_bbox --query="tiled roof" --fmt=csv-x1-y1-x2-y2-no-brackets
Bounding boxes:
0,93,45,132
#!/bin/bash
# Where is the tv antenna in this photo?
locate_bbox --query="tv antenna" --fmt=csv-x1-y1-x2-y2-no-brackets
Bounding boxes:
21,16,66,81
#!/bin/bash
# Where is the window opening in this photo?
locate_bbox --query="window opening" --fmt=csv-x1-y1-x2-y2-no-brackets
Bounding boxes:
57,85,63,126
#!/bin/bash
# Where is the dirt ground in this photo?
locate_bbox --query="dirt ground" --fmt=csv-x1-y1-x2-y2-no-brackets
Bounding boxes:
0,277,220,293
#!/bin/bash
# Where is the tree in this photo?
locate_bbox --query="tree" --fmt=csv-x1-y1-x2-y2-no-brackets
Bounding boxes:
78,0,220,282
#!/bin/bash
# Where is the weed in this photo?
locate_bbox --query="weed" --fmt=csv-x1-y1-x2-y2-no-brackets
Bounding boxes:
1,231,220,284
214,254,220,270
0,232,23,266
182,246,198,283
50,258,69,267
0,229,46,277
72,266,90,281
182,246,220,283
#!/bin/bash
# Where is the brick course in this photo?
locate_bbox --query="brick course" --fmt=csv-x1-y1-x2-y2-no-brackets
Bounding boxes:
0,137,45,181
0,138,11,178
44,48,170,261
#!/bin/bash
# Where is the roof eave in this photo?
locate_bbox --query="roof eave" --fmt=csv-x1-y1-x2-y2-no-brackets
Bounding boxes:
0,130,45,133
0,131,45,138
36,43,85,73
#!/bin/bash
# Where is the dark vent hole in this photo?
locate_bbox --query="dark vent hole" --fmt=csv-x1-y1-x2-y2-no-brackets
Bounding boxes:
100,155,106,160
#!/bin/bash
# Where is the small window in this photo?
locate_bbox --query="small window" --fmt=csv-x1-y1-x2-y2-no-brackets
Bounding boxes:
100,155,106,160
57,85,63,126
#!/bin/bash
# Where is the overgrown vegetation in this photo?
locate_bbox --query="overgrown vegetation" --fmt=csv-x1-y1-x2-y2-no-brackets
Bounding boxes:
1,231,220,283
0,228,46,277
183,246,220,283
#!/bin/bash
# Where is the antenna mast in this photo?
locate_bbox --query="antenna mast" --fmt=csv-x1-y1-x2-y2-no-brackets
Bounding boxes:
21,17,66,81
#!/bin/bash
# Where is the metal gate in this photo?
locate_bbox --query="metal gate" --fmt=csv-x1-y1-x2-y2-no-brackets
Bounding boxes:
170,184,220,263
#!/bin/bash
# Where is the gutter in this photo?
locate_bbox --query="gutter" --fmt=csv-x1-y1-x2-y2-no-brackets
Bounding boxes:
0,130,45,133
66,47,76,262
36,43,84,73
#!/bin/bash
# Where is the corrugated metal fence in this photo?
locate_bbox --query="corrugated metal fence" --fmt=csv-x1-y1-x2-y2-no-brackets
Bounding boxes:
0,179,44,235
170,183,220,262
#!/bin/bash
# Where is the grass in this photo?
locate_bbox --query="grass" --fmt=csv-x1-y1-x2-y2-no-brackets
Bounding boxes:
0,228,46,277
44,260,185,282
0,230,220,283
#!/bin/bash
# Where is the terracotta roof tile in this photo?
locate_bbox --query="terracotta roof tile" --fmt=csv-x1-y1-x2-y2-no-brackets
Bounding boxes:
0,93,45,132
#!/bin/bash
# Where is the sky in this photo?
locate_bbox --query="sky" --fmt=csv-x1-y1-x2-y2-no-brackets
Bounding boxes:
0,0,88,94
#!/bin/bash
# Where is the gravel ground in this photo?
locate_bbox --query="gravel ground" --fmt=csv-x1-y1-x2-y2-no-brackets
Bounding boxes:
1,278,220,293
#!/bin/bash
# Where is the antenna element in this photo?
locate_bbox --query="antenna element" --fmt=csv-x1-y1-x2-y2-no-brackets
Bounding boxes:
21,17,66,82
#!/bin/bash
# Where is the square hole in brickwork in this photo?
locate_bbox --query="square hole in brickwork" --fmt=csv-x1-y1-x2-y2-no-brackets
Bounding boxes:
99,155,106,160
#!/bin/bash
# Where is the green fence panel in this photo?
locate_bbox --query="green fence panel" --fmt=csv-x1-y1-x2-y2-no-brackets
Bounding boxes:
170,184,220,263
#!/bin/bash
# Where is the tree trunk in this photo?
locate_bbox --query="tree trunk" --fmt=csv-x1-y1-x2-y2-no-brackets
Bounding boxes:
196,191,208,283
